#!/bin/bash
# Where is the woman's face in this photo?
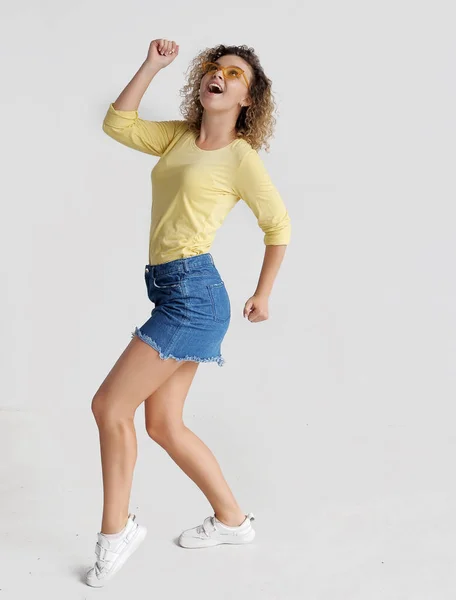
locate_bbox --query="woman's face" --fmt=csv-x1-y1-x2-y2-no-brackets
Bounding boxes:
199,54,253,113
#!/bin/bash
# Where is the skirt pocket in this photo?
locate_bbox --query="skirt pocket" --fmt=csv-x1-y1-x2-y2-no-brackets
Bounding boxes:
153,271,182,288
206,281,231,323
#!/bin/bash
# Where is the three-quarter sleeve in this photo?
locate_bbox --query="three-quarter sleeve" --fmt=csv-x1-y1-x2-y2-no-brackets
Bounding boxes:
234,149,291,245
102,103,186,156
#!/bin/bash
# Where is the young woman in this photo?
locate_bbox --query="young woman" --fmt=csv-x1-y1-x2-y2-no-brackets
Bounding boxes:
86,38,291,587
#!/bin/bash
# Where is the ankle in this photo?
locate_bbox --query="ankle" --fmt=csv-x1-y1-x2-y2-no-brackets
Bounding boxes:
214,509,246,527
101,514,129,535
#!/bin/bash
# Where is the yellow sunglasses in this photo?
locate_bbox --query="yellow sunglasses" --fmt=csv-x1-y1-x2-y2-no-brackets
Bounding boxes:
201,61,250,89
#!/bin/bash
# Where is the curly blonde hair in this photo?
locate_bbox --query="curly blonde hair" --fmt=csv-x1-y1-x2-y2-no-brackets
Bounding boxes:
179,44,278,153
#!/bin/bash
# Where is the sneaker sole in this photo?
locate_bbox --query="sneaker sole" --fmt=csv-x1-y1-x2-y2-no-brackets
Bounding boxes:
178,527,255,549
85,524,147,587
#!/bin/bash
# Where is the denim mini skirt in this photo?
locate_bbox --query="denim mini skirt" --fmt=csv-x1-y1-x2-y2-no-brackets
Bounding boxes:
131,253,231,367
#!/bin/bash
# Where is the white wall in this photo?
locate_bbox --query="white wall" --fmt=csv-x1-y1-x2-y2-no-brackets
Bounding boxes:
1,0,455,597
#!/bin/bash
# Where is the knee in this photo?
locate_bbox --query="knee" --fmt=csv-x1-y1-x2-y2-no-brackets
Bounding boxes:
146,420,185,448
91,393,105,423
91,392,129,426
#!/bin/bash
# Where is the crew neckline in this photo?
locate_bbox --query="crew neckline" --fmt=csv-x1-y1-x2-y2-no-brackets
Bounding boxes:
190,131,238,152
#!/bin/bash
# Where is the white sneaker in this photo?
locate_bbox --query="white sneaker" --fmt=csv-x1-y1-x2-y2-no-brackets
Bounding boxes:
178,512,256,549
85,513,147,587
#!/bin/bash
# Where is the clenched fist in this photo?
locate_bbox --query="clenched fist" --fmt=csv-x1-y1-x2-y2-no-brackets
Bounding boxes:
145,38,179,69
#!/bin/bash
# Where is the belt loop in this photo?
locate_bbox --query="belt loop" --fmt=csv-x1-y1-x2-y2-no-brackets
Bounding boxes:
209,254,214,266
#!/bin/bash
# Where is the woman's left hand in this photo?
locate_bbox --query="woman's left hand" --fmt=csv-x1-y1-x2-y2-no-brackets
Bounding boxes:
243,294,269,322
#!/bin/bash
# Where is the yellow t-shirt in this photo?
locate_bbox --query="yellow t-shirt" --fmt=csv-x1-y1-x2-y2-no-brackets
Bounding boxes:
102,103,291,265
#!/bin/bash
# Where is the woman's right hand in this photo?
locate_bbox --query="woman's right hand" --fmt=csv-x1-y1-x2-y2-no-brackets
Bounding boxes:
145,39,179,69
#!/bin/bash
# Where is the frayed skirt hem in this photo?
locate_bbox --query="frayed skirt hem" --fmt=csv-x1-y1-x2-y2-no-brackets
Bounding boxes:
131,327,226,367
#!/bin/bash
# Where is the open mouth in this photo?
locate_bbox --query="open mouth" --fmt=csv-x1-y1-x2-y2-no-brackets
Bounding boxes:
207,82,223,95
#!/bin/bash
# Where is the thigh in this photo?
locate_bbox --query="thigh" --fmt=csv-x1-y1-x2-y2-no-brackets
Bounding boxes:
92,336,186,419
144,360,200,431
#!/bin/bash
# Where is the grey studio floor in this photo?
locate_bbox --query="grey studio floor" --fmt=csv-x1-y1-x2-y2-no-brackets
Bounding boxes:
2,355,456,600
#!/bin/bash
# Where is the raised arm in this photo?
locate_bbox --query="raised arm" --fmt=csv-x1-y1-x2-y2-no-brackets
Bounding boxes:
102,39,185,156
112,38,179,110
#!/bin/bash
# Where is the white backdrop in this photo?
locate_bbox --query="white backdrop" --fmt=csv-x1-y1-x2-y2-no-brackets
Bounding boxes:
1,0,455,598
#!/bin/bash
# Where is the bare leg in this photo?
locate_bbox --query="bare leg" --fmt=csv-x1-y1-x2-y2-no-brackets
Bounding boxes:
91,336,185,533
144,361,245,526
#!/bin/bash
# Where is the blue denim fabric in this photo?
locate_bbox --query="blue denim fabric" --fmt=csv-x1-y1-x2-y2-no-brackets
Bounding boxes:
131,253,231,366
